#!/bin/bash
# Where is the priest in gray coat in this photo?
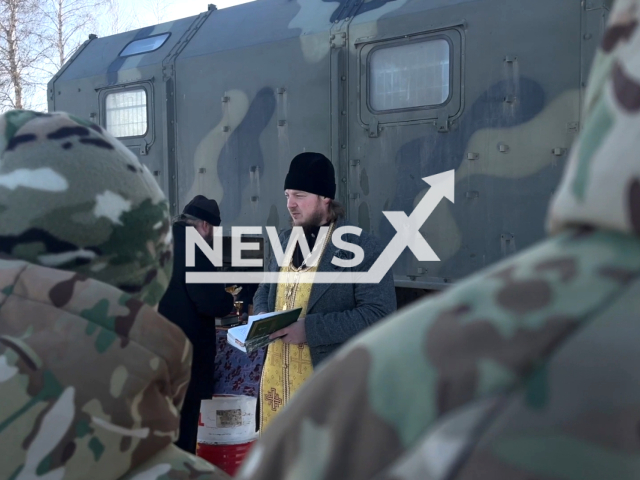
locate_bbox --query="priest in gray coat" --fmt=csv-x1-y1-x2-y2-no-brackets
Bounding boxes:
253,152,396,430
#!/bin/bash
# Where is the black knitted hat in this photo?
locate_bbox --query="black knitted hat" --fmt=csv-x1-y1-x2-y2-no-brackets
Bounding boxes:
284,152,336,199
183,195,221,226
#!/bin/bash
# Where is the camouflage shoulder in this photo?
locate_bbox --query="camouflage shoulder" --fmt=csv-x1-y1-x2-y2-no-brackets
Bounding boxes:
0,258,194,480
21,259,194,400
238,228,640,480
119,445,232,480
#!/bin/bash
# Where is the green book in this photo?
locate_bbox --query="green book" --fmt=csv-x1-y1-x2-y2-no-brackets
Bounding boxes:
227,308,303,353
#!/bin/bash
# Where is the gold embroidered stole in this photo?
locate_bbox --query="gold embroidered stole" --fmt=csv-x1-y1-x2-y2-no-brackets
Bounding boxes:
259,223,335,432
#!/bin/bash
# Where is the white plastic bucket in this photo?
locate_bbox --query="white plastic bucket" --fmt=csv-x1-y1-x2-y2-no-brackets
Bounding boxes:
197,394,258,445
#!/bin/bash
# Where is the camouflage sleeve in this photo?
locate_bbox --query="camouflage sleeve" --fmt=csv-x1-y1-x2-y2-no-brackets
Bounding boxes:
236,226,640,480
119,444,232,480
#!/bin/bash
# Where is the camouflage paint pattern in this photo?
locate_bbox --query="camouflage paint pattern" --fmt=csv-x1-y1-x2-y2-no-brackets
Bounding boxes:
48,0,611,295
0,110,172,307
0,256,229,480
234,2,640,478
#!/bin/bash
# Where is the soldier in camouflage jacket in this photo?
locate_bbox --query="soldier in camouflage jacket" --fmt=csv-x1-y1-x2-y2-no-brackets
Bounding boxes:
0,111,229,480
237,1,640,479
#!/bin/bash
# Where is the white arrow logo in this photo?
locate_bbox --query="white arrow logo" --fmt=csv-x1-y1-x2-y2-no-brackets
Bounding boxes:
186,169,455,284
360,169,455,284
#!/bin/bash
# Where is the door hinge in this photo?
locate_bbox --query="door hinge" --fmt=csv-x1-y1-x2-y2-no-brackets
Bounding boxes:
367,117,380,138
437,111,449,132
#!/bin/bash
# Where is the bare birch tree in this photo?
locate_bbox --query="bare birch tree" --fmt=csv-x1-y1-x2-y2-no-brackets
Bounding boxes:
0,0,45,110
39,0,105,73
0,0,177,112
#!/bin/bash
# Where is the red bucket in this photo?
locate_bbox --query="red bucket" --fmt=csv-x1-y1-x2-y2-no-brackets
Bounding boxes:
196,441,255,477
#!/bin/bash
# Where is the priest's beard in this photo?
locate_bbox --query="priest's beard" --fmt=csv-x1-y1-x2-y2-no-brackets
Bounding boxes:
291,208,326,228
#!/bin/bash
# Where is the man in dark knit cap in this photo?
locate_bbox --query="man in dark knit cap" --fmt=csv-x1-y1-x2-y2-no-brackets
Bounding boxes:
253,152,397,431
159,195,235,453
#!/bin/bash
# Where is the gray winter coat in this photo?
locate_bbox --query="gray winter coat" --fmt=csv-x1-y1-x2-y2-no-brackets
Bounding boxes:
253,217,397,366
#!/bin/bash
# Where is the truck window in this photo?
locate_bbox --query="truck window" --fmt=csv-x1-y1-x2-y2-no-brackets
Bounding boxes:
105,89,148,138
369,38,451,112
120,33,170,57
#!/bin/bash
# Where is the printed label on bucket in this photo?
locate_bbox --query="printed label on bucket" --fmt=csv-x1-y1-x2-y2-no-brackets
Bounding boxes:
198,396,259,445
216,409,243,428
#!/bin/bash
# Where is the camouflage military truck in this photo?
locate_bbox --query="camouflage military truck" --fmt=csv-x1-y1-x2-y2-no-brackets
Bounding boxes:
48,0,612,306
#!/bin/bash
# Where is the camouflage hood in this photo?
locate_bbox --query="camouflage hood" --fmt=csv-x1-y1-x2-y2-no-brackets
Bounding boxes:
0,256,228,479
0,110,172,307
547,0,640,236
